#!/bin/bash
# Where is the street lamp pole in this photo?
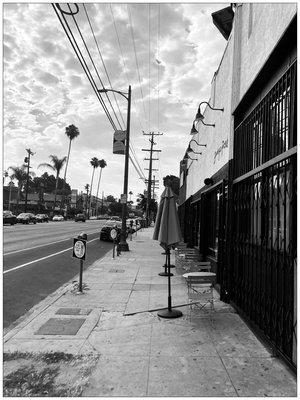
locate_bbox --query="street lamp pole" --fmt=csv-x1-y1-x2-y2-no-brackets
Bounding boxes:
98,85,131,251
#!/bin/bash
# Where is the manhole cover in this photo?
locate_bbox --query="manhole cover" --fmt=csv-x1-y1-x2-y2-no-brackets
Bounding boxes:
35,318,85,335
56,308,92,315
109,269,125,273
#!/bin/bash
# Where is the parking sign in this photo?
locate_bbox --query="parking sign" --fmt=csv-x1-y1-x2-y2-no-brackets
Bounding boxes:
73,238,86,260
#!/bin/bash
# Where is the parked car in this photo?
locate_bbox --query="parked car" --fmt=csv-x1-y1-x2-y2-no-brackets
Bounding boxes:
75,213,86,222
100,221,122,242
52,215,64,221
36,213,49,223
3,210,17,225
16,212,36,224
109,216,121,221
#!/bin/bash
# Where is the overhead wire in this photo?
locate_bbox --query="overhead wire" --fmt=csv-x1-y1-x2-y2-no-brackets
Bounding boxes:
148,3,151,132
127,4,147,122
83,3,126,129
67,3,124,130
54,3,147,184
109,4,145,132
109,4,146,183
52,3,117,130
157,4,162,191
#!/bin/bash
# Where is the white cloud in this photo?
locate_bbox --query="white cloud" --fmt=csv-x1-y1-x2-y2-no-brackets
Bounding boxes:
3,3,227,198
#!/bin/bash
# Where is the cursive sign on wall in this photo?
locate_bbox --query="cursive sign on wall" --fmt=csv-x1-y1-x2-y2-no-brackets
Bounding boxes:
214,138,228,164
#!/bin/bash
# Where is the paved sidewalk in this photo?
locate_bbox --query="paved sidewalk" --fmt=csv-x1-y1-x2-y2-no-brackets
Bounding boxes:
4,227,296,397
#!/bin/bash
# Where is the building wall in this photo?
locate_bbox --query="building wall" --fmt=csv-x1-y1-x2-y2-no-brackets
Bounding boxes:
235,3,296,109
186,23,234,199
184,3,297,200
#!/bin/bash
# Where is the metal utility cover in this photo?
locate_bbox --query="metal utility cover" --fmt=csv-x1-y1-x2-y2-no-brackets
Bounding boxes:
109,269,125,273
35,318,85,335
55,308,92,315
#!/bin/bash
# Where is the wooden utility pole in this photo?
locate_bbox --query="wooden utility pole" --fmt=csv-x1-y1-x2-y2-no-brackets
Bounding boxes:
24,148,34,213
142,131,162,225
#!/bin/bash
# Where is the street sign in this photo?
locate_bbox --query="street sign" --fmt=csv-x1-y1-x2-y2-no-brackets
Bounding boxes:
113,130,126,155
73,238,86,260
120,194,127,204
110,228,118,240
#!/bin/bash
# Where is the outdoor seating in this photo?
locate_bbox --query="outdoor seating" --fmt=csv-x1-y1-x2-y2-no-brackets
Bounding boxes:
175,247,211,273
183,272,216,321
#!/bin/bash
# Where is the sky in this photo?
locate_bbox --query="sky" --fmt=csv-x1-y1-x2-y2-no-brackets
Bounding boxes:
3,2,228,202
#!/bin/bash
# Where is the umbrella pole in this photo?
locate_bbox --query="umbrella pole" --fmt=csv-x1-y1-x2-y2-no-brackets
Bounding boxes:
157,248,183,319
159,253,173,276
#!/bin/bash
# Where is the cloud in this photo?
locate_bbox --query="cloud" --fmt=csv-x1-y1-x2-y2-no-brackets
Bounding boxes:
3,3,227,198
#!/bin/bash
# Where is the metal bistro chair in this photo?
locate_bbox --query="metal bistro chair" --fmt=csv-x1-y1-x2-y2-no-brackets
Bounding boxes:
183,272,216,322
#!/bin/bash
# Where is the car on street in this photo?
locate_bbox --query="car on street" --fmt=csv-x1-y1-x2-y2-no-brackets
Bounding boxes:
3,210,17,225
16,213,37,224
74,213,86,222
35,213,49,223
100,221,122,242
52,215,64,222
109,216,121,221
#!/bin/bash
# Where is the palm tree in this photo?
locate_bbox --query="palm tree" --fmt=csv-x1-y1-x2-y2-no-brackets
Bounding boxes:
61,125,80,211
9,166,29,209
95,159,107,218
88,157,99,218
38,155,67,214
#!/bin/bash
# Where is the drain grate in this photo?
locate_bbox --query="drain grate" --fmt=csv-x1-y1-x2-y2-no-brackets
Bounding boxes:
109,269,125,273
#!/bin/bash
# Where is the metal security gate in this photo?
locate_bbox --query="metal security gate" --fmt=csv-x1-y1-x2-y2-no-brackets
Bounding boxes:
230,62,297,369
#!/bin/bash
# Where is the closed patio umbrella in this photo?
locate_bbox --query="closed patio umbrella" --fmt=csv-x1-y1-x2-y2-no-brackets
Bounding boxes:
153,186,183,318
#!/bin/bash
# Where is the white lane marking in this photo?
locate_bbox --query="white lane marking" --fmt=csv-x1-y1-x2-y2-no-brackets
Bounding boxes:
4,230,101,256
3,237,99,274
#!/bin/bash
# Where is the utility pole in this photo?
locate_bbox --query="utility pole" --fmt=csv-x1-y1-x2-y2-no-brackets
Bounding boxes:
24,148,34,213
142,131,163,226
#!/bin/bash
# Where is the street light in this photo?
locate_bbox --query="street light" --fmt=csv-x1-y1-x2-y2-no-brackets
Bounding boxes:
185,154,198,161
98,85,131,251
194,101,224,128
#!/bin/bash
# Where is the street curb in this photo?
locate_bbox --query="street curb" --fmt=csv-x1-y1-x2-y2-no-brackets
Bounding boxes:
3,248,112,344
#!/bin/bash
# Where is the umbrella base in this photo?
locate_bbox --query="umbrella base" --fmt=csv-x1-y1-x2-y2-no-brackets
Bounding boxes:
159,271,173,277
162,264,175,269
157,309,183,319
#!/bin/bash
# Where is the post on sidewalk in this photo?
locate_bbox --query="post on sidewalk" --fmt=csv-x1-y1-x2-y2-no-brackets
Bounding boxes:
72,232,87,292
110,228,118,259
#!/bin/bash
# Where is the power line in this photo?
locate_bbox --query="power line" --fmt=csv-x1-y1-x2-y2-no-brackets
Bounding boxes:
83,3,126,130
127,4,147,122
67,3,123,130
148,3,151,132
109,4,145,132
52,4,117,130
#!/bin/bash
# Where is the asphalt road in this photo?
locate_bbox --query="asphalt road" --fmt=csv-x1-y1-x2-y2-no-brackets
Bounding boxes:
3,220,113,330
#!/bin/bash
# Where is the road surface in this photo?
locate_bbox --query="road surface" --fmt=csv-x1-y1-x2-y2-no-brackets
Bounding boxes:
3,220,113,330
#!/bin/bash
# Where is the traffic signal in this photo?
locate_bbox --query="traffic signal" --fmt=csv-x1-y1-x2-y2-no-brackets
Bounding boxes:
24,157,28,163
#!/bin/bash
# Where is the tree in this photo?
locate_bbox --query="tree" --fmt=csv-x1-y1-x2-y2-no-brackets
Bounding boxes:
95,159,107,218
9,166,31,208
108,201,123,216
137,193,157,216
106,195,116,203
163,175,180,196
38,155,67,213
61,124,80,211
88,157,99,217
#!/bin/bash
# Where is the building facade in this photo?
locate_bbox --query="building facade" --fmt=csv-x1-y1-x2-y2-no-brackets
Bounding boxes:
179,3,297,370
